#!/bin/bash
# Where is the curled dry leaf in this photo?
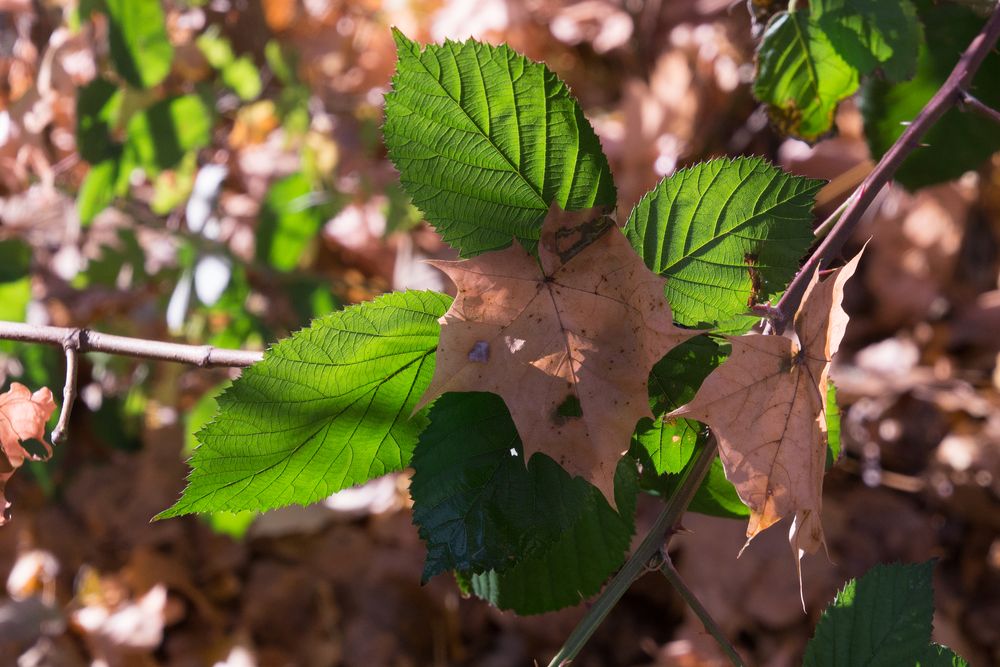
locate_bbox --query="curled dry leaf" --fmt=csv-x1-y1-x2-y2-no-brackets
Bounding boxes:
669,249,864,587
0,383,57,526
416,204,698,506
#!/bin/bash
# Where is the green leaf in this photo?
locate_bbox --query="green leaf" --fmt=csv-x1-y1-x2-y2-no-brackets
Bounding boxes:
196,27,235,69
812,0,922,82
860,0,1000,189
78,157,121,225
158,290,451,517
469,456,638,614
803,561,935,667
624,157,824,333
256,173,331,272
104,0,173,89
222,57,263,101
0,239,32,283
826,380,841,468
125,95,213,173
635,336,723,474
753,10,859,141
634,446,749,520
76,78,122,164
916,644,969,667
384,30,616,257
411,392,592,582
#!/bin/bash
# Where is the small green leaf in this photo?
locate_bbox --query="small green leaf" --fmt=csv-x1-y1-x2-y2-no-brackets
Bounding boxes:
196,27,235,69
860,0,1000,189
826,380,841,468
125,95,213,173
222,57,263,101
256,173,331,272
469,456,638,614
158,290,451,517
384,30,615,257
76,78,123,164
0,239,32,283
104,0,174,89
634,447,749,520
624,157,824,333
812,0,922,82
411,392,592,581
803,561,935,667
635,336,724,474
78,157,121,225
916,644,969,667
753,10,859,141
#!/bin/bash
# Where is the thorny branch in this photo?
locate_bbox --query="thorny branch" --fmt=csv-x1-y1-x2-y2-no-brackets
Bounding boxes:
958,89,1000,125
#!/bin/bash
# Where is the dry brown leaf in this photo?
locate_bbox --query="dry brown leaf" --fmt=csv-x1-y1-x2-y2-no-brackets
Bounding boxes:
416,204,698,506
0,383,56,526
669,249,863,579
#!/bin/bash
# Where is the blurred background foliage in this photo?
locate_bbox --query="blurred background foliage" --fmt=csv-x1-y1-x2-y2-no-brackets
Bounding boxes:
1,1,999,665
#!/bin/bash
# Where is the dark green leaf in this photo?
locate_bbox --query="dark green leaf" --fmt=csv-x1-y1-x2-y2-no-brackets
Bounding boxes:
469,456,638,614
125,95,213,173
634,446,749,520
0,239,32,283
384,29,616,257
75,78,122,164
158,290,450,517
256,173,330,271
916,644,969,667
104,0,173,89
411,392,592,581
753,10,859,141
860,1,1000,189
813,0,922,82
803,561,935,667
624,157,824,333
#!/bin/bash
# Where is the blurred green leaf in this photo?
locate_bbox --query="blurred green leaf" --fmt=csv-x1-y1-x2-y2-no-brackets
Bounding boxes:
222,57,263,101
76,78,123,164
0,239,32,283
78,157,121,225
125,95,213,173
812,0,922,82
104,0,174,89
256,173,331,272
196,27,235,69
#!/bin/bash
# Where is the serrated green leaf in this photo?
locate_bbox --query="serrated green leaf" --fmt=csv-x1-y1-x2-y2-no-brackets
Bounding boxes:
125,95,213,173
803,561,935,667
256,173,330,272
753,10,859,141
634,445,749,520
158,290,451,517
624,157,824,333
813,0,922,82
104,0,173,89
384,30,616,257
635,336,723,474
76,78,122,164
78,157,121,225
469,456,638,614
411,392,593,581
917,644,969,667
860,0,1000,189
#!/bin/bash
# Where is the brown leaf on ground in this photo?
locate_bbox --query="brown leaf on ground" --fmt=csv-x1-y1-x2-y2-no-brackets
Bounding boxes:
669,250,863,580
0,383,56,527
416,204,698,506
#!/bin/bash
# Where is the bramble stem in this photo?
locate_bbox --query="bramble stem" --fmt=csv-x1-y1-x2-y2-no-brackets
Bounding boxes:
659,554,746,666
770,5,1000,333
547,438,719,667
0,321,263,368
958,89,1000,125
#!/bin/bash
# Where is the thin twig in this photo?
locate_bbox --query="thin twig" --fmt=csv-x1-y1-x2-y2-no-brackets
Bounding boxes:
813,191,855,239
0,321,263,368
958,88,1000,125
659,553,746,666
770,5,1000,333
547,438,719,667
50,334,79,445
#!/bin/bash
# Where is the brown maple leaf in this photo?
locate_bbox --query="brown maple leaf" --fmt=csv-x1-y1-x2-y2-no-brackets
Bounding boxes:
416,204,698,507
668,249,863,579
1,383,57,526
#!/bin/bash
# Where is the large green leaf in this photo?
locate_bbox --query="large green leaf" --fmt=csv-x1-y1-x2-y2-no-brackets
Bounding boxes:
624,157,824,333
469,456,638,614
256,173,331,272
803,561,935,667
104,0,174,89
635,336,723,474
411,392,593,581
860,0,1000,189
125,95,213,173
812,0,921,83
158,290,450,517
753,10,859,141
384,30,616,257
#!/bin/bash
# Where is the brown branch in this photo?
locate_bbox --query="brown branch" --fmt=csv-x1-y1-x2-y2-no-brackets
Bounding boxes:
958,88,1000,125
50,341,78,445
0,321,263,369
770,5,1000,333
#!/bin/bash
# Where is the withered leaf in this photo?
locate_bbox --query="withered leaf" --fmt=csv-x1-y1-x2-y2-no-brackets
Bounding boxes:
0,383,57,526
669,249,863,574
417,204,698,507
